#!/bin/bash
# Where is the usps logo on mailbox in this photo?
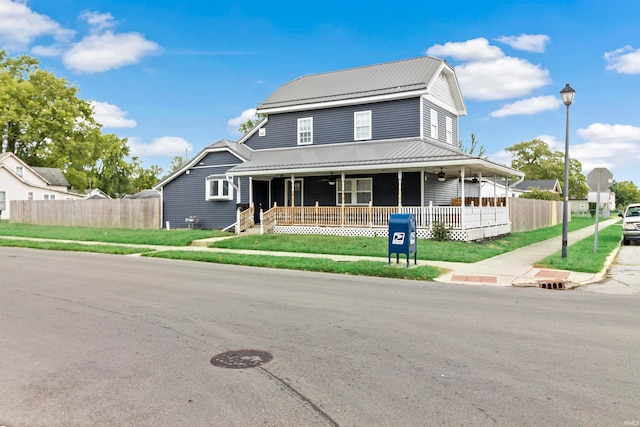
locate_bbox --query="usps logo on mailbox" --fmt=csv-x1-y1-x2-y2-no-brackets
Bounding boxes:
392,232,405,245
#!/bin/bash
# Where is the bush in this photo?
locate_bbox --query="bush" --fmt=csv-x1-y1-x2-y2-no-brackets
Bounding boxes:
431,221,451,241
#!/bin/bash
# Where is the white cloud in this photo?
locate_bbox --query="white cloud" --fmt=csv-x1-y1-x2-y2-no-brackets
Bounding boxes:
572,123,640,180
427,38,551,101
455,57,551,101
63,31,160,73
0,0,74,49
128,136,193,157
496,34,550,53
228,108,258,127
426,37,504,62
31,44,63,57
490,95,562,117
80,11,115,33
90,101,137,128
604,46,640,74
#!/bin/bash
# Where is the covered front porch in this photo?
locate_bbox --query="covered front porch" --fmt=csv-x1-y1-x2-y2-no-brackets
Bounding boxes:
229,138,523,241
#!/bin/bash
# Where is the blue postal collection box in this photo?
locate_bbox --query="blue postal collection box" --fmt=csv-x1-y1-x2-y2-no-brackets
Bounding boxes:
388,213,417,267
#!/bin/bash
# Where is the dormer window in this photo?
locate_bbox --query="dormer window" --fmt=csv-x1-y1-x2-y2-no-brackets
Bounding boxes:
297,117,313,145
16,166,23,177
354,111,372,140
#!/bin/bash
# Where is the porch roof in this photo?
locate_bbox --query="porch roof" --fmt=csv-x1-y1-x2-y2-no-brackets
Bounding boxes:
228,138,523,178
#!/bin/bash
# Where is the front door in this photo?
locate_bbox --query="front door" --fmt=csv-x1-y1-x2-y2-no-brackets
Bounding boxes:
252,180,271,223
285,179,303,207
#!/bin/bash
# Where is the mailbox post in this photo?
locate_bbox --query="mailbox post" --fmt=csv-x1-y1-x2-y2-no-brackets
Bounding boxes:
388,213,417,267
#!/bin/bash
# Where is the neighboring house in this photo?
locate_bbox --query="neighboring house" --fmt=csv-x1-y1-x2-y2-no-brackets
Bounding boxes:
514,179,562,194
156,57,524,240
0,152,84,220
480,178,525,199
126,189,161,199
84,188,112,199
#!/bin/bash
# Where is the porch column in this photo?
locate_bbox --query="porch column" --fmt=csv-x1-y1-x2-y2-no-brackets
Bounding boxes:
397,171,403,207
290,174,295,225
460,169,465,232
341,172,345,226
237,177,241,204
249,177,253,206
420,170,425,207
478,172,483,231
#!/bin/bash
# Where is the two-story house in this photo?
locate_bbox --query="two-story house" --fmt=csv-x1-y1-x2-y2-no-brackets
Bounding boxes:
155,56,524,241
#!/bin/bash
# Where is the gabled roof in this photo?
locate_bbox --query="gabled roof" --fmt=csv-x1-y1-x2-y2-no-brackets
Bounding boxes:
126,189,161,199
154,139,253,189
257,56,465,114
32,167,70,187
514,179,562,192
228,137,521,178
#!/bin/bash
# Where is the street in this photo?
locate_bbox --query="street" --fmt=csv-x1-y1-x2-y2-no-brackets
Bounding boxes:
1,247,639,426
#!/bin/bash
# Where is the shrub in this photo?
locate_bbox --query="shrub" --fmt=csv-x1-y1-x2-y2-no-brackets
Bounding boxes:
431,221,451,241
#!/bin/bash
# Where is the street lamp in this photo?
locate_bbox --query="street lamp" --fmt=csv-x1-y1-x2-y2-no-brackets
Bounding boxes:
560,83,575,258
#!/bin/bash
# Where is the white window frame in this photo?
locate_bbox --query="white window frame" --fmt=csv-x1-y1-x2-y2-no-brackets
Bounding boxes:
16,166,23,177
446,116,453,144
297,117,313,145
430,109,438,140
0,191,5,211
206,176,233,201
354,110,372,140
336,178,373,206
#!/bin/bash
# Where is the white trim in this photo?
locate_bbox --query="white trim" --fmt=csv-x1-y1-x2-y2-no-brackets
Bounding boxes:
237,117,268,144
430,109,438,140
354,110,372,140
205,176,233,201
285,178,304,207
297,117,313,145
257,89,429,114
446,116,453,145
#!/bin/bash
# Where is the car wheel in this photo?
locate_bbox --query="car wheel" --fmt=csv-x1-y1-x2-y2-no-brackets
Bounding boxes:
623,238,630,246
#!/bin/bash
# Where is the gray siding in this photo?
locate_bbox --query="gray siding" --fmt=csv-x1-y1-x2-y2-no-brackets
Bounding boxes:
422,98,458,147
423,173,480,206
162,152,243,230
245,98,420,150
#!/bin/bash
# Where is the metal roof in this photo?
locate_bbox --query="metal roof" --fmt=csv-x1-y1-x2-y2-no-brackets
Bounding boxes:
257,57,446,111
228,138,522,178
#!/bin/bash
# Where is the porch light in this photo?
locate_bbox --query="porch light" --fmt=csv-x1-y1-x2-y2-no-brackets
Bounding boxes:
437,168,446,182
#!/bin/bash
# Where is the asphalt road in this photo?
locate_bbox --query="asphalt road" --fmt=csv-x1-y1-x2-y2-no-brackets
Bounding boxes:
1,247,639,426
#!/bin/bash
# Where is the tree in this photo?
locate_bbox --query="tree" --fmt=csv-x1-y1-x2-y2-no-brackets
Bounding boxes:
169,155,188,173
458,133,487,158
505,138,588,199
238,113,266,134
610,180,640,210
519,188,563,201
0,50,161,196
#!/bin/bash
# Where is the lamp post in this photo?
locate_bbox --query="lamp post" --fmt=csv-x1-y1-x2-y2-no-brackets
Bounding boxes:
560,83,575,258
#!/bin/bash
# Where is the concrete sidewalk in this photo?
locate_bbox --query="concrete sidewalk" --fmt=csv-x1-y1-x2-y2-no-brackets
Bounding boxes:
433,218,620,288
0,218,620,289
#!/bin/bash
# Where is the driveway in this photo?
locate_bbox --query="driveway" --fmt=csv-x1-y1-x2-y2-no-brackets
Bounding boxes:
579,242,640,295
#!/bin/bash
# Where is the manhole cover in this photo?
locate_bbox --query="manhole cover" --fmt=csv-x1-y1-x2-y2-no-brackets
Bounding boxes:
210,350,273,369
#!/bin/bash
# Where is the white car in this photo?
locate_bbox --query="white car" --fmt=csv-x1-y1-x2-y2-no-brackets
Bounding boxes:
619,203,640,245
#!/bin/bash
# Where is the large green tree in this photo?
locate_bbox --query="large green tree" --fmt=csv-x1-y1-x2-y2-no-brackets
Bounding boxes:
610,180,640,210
0,50,160,196
505,138,588,199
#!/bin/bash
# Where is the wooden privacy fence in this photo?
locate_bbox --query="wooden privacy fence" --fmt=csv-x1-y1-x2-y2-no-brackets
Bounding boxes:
508,198,564,232
10,199,161,229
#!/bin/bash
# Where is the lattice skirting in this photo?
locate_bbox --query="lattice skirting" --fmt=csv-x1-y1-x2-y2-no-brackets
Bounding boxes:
272,224,511,241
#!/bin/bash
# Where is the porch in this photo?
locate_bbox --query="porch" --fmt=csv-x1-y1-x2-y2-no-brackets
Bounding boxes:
239,198,510,241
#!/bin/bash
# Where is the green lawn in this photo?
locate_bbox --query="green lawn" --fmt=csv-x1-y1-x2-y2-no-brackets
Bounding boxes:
536,224,622,273
0,223,232,246
0,217,618,280
211,217,602,263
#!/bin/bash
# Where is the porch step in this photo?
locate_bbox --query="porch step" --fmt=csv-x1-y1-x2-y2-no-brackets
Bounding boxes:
240,225,262,235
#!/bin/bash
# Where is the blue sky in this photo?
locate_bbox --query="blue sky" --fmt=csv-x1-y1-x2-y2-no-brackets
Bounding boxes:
2,0,640,185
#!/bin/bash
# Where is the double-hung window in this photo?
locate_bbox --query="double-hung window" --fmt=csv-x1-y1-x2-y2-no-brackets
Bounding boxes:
336,178,372,205
354,111,372,140
206,175,233,200
430,109,438,140
446,116,453,144
297,117,313,145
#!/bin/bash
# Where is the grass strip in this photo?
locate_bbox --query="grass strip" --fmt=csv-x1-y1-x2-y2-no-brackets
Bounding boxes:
0,238,155,255
143,250,444,281
535,224,622,273
211,217,601,263
0,223,231,246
